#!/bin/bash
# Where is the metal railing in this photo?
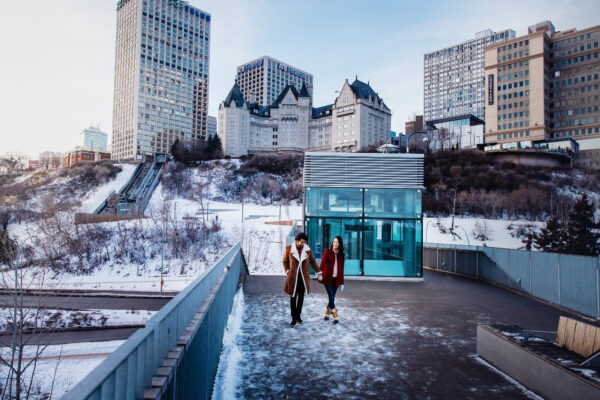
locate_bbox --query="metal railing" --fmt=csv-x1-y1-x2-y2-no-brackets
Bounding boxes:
62,242,247,400
424,243,600,319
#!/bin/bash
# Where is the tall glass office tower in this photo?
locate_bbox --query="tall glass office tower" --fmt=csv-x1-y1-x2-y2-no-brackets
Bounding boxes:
112,0,210,160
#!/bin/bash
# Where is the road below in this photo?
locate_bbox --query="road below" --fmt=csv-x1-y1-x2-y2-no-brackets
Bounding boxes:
0,326,141,345
0,293,172,311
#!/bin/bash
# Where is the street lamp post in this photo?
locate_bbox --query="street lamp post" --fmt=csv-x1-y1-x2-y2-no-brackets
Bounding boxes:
405,131,428,153
425,220,431,243
456,226,470,246
160,211,166,294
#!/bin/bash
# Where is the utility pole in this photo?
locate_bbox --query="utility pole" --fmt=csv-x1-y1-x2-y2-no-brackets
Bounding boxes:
174,201,178,258
161,211,166,294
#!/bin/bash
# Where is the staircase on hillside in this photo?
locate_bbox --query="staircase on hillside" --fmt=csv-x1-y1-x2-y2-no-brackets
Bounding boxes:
94,152,167,215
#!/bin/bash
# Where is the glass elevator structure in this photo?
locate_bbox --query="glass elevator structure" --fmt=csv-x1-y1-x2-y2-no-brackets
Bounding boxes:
303,152,424,277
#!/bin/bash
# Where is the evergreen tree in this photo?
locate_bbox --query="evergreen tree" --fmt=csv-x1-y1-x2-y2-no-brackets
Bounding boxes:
207,134,216,154
562,193,600,256
533,216,565,252
212,134,223,156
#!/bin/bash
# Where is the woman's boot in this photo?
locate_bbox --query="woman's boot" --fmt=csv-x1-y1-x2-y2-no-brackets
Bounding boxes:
324,307,331,320
332,308,339,324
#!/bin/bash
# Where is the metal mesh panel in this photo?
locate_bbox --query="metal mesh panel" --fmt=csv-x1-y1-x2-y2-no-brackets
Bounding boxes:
303,152,424,189
558,254,598,317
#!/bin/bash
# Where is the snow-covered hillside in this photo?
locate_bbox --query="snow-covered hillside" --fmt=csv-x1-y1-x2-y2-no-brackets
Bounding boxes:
2,159,550,292
78,164,137,212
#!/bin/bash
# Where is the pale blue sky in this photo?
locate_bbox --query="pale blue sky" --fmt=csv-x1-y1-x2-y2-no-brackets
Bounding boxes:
1,0,599,157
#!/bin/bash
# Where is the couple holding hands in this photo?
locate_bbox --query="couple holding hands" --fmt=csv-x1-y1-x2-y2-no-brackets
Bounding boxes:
282,232,345,327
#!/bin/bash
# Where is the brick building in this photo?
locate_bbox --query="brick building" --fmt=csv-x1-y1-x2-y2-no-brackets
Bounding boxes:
62,147,111,167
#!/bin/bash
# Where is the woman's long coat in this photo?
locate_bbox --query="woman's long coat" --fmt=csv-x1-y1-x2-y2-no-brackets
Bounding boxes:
318,248,345,287
282,244,319,297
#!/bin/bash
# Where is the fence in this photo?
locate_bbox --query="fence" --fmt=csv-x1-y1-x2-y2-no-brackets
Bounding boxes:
74,213,149,225
62,242,248,400
424,243,600,319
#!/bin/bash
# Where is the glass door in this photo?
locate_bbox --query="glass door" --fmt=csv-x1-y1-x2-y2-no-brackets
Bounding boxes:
305,217,363,275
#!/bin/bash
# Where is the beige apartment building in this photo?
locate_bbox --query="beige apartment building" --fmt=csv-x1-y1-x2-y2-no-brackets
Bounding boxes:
484,21,600,168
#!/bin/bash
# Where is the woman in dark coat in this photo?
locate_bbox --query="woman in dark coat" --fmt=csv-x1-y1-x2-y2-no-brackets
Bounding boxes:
318,236,345,324
283,232,321,327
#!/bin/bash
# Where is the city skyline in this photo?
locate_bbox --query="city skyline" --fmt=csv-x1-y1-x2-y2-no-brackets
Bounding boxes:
1,0,599,157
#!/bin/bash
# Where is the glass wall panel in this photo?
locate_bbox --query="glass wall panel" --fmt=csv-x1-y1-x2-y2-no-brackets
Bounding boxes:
363,188,422,219
363,219,422,277
305,217,362,275
305,187,362,217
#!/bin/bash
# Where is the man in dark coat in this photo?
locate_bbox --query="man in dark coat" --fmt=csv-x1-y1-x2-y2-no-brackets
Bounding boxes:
283,232,321,327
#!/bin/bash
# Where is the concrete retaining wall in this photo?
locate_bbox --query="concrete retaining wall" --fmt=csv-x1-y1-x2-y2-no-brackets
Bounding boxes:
477,325,600,400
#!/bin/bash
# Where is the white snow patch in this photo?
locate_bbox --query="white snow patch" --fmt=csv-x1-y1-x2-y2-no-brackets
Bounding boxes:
0,308,155,331
78,163,137,212
0,340,124,399
471,354,544,400
213,288,245,400
424,217,543,249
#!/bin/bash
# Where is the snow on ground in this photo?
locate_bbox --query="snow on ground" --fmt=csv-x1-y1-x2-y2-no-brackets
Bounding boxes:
212,288,245,400
149,184,301,276
4,159,544,290
423,216,543,249
0,308,155,332
4,202,539,290
471,355,544,400
78,163,137,212
211,276,537,399
0,340,124,399
3,198,298,291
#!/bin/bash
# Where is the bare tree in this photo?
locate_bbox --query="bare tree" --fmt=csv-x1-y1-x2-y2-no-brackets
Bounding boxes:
472,220,494,242
0,153,26,173
0,234,55,399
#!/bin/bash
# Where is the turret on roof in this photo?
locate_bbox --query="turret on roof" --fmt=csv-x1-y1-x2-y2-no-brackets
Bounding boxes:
350,78,390,111
299,81,310,98
223,81,245,107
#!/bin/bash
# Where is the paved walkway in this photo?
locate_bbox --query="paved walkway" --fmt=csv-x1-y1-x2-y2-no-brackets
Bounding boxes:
222,271,579,399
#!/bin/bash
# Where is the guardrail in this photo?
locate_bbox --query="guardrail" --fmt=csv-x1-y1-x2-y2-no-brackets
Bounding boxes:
62,242,248,400
424,243,600,319
138,162,165,213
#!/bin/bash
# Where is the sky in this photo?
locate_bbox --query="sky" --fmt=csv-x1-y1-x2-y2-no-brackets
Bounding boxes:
1,0,599,158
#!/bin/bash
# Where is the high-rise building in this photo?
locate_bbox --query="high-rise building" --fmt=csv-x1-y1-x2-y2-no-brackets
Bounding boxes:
80,126,108,150
112,0,211,161
484,21,600,168
424,29,516,122
207,115,217,137
236,56,314,106
218,78,391,156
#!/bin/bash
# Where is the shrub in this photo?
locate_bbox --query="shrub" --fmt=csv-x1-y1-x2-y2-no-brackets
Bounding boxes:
59,160,122,190
161,162,193,196
237,154,303,177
